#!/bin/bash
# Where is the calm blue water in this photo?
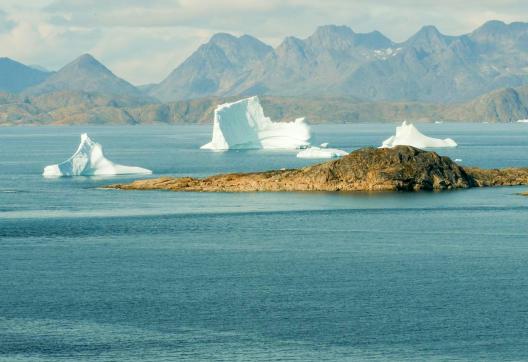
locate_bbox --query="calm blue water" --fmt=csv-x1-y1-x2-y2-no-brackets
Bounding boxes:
1,123,528,361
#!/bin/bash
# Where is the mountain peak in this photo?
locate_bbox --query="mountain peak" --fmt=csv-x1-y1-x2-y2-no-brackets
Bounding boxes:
313,25,355,37
470,20,528,43
23,53,140,96
354,30,393,49
209,32,238,44
67,53,107,71
406,25,451,49
308,25,392,50
282,36,304,45
276,36,307,55
0,57,51,93
415,25,442,37
150,32,272,101
205,32,272,58
76,53,98,62
476,20,507,34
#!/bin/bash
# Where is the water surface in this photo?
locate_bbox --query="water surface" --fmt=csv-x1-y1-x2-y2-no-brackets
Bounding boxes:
1,123,528,361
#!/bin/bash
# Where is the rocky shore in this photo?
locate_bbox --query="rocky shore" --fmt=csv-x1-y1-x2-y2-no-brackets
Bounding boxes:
105,146,528,192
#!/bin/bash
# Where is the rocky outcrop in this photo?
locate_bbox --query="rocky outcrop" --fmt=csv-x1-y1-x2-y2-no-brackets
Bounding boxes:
104,146,528,193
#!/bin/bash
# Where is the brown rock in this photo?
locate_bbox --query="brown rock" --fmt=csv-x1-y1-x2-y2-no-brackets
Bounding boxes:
105,146,528,193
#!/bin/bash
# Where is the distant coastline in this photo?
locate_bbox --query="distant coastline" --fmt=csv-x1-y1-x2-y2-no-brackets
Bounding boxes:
2,87,528,126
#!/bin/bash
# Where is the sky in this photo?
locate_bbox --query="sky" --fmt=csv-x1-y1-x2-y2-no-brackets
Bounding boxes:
0,0,527,85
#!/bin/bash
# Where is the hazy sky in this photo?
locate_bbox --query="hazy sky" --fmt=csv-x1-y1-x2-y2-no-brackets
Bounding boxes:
1,0,527,85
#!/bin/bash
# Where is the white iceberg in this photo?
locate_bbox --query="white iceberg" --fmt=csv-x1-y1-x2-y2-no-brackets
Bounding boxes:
43,133,152,177
381,121,457,149
517,119,528,123
296,146,348,159
201,96,311,150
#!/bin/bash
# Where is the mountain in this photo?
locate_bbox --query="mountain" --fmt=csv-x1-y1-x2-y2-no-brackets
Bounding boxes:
447,85,528,122
0,58,50,93
150,33,273,101
4,83,528,126
228,25,396,97
24,54,142,97
151,20,528,103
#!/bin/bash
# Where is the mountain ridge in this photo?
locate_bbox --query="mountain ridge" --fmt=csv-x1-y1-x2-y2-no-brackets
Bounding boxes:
149,20,528,103
0,58,51,93
23,53,144,98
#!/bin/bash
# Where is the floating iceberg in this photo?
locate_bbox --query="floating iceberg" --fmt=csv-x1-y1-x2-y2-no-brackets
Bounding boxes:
296,146,348,159
201,96,311,150
517,119,528,123
381,121,457,149
43,133,152,177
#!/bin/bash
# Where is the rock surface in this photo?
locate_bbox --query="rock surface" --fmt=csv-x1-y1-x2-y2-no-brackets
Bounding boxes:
105,146,528,192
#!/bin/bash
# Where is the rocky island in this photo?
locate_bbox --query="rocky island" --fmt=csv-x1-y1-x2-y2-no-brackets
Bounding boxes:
105,146,528,192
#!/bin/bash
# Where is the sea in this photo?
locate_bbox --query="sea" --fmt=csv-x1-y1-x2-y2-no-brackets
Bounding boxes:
1,123,528,361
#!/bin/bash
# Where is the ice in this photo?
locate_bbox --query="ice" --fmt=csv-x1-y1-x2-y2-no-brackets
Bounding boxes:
517,119,528,123
381,121,457,149
43,133,152,177
201,96,311,150
297,146,348,159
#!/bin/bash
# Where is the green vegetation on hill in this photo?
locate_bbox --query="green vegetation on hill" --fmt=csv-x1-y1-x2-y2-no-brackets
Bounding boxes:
1,84,528,126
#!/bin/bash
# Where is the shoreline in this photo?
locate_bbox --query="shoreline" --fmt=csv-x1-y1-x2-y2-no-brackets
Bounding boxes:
104,146,528,193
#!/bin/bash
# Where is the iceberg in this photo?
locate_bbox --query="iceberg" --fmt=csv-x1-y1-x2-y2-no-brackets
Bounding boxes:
201,96,311,150
43,133,152,177
296,146,348,159
381,121,457,149
517,119,528,123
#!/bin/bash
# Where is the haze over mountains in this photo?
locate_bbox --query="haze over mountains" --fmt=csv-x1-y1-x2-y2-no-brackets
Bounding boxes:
23,54,144,98
1,20,528,125
148,20,528,103
0,58,50,93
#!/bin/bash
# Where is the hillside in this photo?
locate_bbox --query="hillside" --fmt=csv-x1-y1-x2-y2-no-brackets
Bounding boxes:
0,58,50,93
2,84,528,126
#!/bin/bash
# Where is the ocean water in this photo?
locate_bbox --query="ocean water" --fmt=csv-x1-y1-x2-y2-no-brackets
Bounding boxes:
1,123,528,361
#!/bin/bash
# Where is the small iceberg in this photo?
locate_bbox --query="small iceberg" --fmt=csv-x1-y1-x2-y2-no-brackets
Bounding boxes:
201,96,311,150
517,119,528,123
297,146,348,159
43,133,152,177
381,121,457,149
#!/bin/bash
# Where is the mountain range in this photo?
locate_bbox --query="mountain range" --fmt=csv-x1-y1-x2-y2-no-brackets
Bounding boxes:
148,20,528,103
1,20,528,124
